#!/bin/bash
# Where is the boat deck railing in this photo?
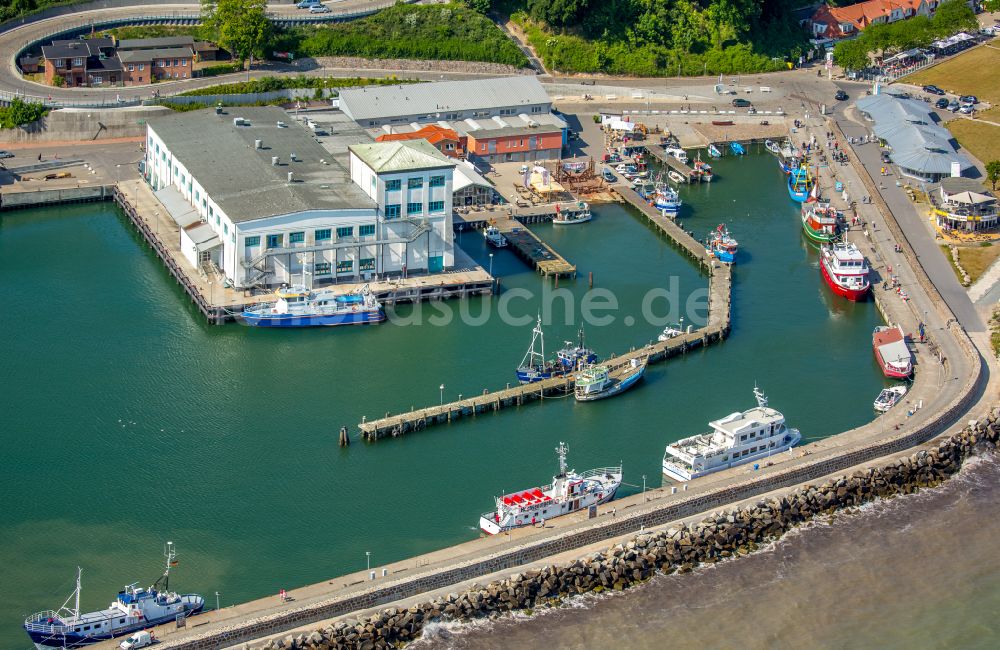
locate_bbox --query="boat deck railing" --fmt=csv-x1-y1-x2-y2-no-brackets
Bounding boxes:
24,611,72,633
576,466,622,480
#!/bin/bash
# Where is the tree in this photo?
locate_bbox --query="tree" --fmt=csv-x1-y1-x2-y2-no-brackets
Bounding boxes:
833,38,870,72
527,0,591,28
987,161,1000,192
460,0,490,13
929,0,978,37
984,0,1000,12
201,0,272,66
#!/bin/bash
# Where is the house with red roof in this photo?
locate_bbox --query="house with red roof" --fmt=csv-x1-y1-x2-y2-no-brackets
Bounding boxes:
375,125,466,158
809,0,944,41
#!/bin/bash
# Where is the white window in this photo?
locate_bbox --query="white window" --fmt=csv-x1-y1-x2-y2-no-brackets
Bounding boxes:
128,63,134,71
72,57,84,67
182,59,187,66
139,64,145,71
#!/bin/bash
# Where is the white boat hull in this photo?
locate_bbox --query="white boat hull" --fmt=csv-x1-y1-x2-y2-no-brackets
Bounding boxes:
663,431,801,482
553,213,592,225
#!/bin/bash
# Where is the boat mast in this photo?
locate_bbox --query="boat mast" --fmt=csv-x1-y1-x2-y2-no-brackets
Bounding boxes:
154,541,177,592
555,441,568,477
73,567,81,619
754,384,768,408
520,315,546,370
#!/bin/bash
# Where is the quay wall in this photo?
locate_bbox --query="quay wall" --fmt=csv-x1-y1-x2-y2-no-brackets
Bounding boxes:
259,409,1000,650
0,184,112,210
0,106,170,143
162,344,984,650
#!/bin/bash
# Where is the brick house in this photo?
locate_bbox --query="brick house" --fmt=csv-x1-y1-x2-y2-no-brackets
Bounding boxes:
376,125,466,158
41,37,117,87
119,47,193,85
466,127,564,164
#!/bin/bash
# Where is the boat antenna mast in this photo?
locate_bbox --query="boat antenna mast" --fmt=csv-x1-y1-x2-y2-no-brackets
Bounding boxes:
753,383,768,408
520,315,546,370
153,541,178,592
56,567,83,621
555,441,569,477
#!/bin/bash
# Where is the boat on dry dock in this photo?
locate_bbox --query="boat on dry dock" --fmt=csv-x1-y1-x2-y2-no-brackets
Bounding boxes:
479,443,622,534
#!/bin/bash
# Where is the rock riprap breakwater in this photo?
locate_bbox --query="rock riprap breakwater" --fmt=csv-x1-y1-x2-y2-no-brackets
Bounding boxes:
259,410,1000,650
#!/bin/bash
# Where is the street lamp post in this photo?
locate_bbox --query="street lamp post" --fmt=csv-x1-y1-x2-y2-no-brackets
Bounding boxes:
642,475,646,501
488,253,494,294
215,591,220,611
440,384,445,406
365,551,371,572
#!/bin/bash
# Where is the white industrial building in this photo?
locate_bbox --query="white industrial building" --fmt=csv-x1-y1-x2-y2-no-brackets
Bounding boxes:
338,76,553,128
144,106,455,289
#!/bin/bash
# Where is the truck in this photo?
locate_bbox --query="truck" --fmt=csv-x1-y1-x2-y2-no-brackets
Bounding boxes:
119,630,155,649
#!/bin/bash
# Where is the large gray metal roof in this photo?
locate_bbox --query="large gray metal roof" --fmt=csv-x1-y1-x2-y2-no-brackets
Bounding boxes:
857,94,972,175
118,48,193,63
118,36,195,50
339,76,549,122
148,106,375,224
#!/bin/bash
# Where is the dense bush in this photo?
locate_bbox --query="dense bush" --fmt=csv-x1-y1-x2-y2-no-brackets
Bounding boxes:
0,98,48,128
0,0,79,23
199,63,242,77
178,75,417,96
278,3,529,67
504,0,805,77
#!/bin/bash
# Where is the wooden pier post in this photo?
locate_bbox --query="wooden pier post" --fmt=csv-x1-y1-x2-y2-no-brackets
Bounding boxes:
589,271,594,288
339,426,350,447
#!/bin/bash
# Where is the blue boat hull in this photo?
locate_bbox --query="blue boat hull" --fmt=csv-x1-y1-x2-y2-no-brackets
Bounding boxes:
241,309,385,328
517,368,562,384
788,185,809,202
26,603,205,648
576,366,645,401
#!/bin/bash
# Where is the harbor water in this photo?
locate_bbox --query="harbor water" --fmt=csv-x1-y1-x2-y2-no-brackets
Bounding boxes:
2,153,890,647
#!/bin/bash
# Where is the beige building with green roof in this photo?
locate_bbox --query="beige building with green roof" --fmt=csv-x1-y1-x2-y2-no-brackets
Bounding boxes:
349,140,457,274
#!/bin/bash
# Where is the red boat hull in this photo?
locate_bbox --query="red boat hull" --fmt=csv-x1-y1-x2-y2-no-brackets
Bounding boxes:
876,351,912,378
820,258,869,301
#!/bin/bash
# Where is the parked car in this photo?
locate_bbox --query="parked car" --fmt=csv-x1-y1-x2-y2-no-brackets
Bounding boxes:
834,90,849,101
948,100,961,112
935,97,950,109
119,630,154,650
959,104,975,114
308,3,330,12
881,152,892,164
296,0,320,7
921,84,945,96
959,95,978,105
0,150,14,159
518,164,530,174
732,98,752,108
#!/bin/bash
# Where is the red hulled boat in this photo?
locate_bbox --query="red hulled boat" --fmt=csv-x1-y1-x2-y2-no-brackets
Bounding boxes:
820,242,870,301
872,325,913,378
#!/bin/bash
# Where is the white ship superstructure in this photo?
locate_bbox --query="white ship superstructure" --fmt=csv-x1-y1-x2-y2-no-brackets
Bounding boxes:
480,443,621,534
662,387,801,482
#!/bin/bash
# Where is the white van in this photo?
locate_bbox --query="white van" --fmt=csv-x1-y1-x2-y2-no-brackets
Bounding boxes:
119,630,154,649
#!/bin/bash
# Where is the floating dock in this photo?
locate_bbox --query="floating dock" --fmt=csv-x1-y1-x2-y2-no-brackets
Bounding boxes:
495,218,577,277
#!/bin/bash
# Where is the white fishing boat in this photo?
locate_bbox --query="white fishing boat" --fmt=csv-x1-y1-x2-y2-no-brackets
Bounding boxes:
662,386,801,482
483,224,508,248
553,202,592,225
874,386,907,412
479,443,622,534
707,144,722,158
664,147,688,164
764,139,781,155
574,357,646,402
658,318,688,341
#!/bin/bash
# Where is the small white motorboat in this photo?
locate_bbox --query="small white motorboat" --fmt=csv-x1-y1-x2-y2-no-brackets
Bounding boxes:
658,319,688,341
484,225,508,247
667,170,687,184
874,386,907,413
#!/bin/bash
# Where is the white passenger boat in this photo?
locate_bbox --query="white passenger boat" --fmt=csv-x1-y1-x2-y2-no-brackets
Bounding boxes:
658,318,688,341
483,225,508,247
479,443,622,534
662,386,801,482
552,202,592,225
874,385,907,412
574,357,646,402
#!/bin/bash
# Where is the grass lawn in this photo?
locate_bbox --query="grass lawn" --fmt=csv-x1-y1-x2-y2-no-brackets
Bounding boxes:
940,245,965,284
975,106,1000,123
957,243,1000,284
945,118,1000,165
907,44,1000,105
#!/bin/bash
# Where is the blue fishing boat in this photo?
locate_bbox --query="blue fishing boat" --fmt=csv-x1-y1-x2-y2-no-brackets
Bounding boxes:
706,224,738,264
729,141,745,156
24,543,204,649
556,329,598,370
787,167,812,202
516,316,562,383
241,285,385,327
707,143,722,158
574,357,647,401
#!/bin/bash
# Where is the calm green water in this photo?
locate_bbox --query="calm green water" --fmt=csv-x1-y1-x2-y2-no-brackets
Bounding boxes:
1,154,884,647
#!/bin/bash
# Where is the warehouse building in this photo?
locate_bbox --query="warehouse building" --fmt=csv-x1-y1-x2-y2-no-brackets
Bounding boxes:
339,76,553,128
144,106,455,289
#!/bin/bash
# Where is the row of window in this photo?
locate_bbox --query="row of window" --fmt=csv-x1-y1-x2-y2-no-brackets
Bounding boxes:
155,59,188,67
245,225,376,248
384,201,445,218
384,176,446,191
311,259,376,275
